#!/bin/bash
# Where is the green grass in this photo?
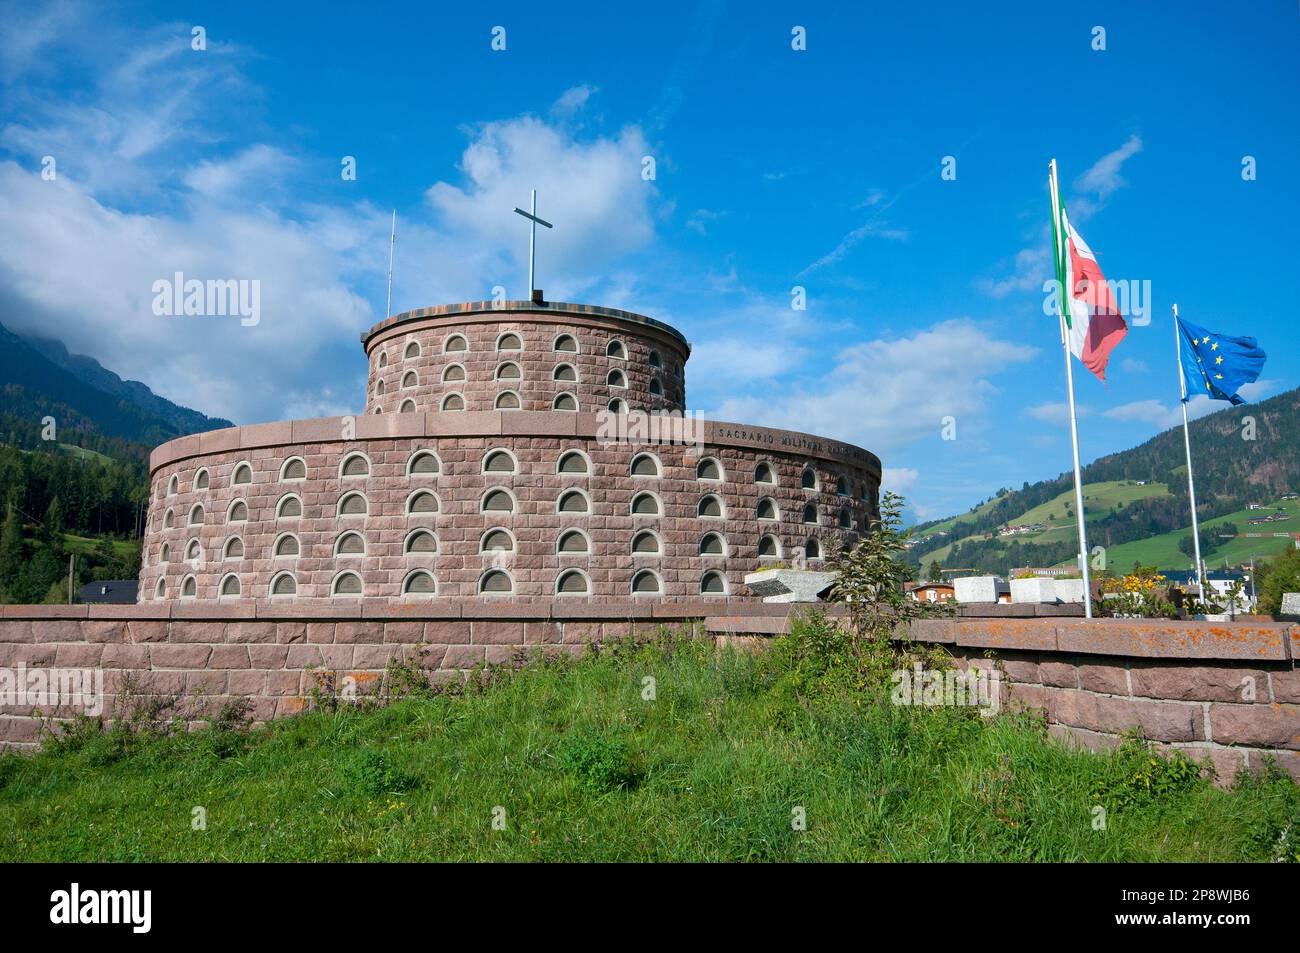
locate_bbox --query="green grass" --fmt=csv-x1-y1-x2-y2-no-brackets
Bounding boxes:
1016,480,1170,528
59,533,138,560
56,443,114,464
2,627,1296,862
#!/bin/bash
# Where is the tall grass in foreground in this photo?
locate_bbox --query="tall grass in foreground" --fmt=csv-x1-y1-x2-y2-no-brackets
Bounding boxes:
0,617,1296,862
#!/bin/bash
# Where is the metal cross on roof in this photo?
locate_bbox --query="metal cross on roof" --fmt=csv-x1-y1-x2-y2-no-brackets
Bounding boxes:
513,189,553,298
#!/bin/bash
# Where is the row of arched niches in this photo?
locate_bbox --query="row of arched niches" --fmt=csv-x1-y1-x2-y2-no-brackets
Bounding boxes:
363,305,690,416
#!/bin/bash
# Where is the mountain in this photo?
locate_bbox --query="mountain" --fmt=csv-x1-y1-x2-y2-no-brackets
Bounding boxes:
909,385,1300,574
23,331,229,438
0,319,231,457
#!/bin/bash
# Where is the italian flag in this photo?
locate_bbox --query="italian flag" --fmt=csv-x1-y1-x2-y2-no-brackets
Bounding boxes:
1050,172,1127,381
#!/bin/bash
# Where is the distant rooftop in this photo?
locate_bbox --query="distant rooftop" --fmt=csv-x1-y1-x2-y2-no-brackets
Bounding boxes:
77,580,138,604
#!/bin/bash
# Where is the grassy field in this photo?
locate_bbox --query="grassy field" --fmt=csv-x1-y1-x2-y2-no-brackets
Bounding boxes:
2,621,1296,862
56,443,114,465
59,533,139,561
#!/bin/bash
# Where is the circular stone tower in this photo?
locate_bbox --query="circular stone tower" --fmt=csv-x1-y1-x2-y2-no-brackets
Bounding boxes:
140,300,882,604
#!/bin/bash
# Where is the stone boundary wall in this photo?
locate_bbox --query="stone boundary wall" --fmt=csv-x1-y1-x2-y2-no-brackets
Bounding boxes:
1,605,1296,784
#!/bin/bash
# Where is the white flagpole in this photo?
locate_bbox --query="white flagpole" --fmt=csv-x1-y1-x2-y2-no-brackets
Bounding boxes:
1172,303,1205,594
385,209,397,318
1049,159,1094,618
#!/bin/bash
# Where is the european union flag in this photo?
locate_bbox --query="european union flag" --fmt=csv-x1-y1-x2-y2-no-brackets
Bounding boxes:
1176,316,1266,405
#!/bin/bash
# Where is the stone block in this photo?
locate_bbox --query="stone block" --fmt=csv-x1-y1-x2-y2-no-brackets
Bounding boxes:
226,622,276,644
1051,688,1203,742
1078,662,1128,696
1208,703,1300,748
742,569,836,603
249,644,290,668
150,644,213,668
953,576,1008,604
954,619,1057,652
1130,662,1266,704
441,645,486,669
334,622,384,644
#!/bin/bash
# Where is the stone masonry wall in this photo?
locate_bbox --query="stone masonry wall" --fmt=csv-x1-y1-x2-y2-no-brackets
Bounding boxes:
364,307,690,416
142,416,880,603
1,606,1296,786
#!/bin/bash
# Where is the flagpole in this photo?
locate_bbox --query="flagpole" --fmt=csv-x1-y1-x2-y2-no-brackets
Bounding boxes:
385,209,397,318
1049,159,1094,618
1172,303,1205,595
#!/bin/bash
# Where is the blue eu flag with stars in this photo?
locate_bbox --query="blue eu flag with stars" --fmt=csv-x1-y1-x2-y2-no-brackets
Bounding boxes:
1176,316,1266,405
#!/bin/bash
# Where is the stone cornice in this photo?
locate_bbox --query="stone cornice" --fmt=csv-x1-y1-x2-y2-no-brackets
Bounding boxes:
361,300,691,353
148,411,884,480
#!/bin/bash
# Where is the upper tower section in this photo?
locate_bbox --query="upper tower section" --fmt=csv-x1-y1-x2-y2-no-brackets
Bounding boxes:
361,301,691,416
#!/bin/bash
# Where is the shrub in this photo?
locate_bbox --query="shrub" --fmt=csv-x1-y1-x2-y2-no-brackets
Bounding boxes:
557,728,641,793
1091,735,1206,810
341,749,417,797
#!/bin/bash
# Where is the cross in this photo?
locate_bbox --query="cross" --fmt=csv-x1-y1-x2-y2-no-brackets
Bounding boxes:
513,189,553,298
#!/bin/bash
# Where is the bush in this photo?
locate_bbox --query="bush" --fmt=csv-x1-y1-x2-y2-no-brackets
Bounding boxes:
341,749,417,797
557,728,641,793
1091,735,1206,810
1257,548,1300,615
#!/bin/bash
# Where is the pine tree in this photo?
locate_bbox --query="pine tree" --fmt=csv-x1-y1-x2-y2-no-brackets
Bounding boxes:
0,503,25,590
40,495,63,543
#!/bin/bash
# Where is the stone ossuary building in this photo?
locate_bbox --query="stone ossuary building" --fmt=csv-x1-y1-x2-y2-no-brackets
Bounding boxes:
140,300,882,604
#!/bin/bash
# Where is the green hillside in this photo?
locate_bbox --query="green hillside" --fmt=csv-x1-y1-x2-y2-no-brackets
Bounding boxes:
910,385,1300,576
915,480,1170,568
1088,497,1300,573
0,321,236,602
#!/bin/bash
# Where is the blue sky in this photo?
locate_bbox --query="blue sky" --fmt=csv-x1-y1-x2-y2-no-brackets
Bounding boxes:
1,0,1297,521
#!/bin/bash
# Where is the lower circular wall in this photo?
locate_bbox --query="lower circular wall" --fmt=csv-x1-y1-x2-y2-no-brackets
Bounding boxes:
142,412,880,603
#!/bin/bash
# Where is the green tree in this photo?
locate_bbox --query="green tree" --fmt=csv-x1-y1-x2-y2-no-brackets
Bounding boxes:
926,559,943,581
827,491,935,640
0,503,23,588
41,495,64,543
1257,548,1300,615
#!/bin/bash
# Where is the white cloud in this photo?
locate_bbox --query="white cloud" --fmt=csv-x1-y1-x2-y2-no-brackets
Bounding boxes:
798,218,908,277
1120,356,1148,373
550,84,596,119
0,11,665,424
685,208,723,235
706,318,1038,454
1102,380,1277,429
424,115,656,299
0,0,83,82
2,22,250,200
883,467,920,492
0,161,375,422
1075,134,1142,202
183,145,296,200
689,337,807,383
978,246,1050,299
1026,401,1091,424
978,135,1143,298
